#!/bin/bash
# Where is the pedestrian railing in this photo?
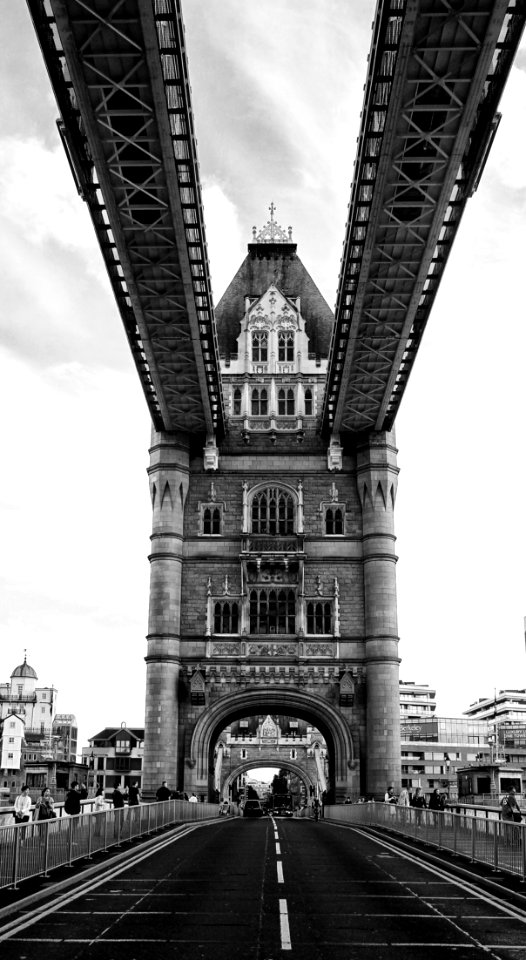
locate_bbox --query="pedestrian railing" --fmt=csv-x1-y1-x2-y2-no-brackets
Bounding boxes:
0,800,219,891
324,802,526,880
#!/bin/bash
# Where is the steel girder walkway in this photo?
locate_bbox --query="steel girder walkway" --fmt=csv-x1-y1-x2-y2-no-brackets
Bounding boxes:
322,0,525,436
28,0,224,437
27,1,524,439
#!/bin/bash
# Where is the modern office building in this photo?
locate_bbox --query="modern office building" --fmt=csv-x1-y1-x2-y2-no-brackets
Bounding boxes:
399,681,436,721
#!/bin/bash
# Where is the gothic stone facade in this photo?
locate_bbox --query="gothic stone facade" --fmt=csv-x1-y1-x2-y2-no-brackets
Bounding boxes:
142,220,401,801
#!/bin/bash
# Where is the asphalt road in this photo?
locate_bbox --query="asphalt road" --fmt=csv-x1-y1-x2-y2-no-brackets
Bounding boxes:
2,816,526,959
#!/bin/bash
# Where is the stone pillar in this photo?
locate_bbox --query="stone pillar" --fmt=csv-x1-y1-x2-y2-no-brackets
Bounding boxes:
142,429,189,799
357,430,401,797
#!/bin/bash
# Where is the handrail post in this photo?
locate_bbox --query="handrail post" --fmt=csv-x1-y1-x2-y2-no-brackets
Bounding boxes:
115,809,122,848
67,817,74,867
42,821,51,877
471,814,476,862
86,811,93,860
103,807,108,852
147,802,151,836
521,823,526,882
493,819,500,872
11,826,21,890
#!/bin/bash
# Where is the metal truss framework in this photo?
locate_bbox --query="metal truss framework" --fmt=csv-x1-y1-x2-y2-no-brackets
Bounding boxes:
323,0,525,435
28,0,224,436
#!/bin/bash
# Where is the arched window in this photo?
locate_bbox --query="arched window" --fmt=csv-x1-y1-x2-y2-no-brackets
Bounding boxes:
250,589,296,634
278,388,295,416
306,601,332,634
251,487,294,535
325,507,343,535
251,388,268,416
214,601,239,634
304,389,313,416
278,331,294,362
203,507,221,535
233,387,242,416
252,331,268,363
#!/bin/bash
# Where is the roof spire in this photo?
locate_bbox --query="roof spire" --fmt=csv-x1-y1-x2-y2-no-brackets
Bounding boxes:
252,204,293,244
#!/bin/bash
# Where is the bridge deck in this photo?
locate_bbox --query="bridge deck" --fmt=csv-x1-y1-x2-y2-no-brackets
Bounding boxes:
3,811,526,958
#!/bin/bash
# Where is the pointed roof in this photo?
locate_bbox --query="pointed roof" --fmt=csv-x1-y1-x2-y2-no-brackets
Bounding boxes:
216,209,334,359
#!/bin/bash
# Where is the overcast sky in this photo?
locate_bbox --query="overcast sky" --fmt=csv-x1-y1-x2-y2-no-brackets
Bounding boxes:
1,3,526,754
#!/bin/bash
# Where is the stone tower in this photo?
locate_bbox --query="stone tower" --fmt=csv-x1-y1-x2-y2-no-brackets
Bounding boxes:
142,211,401,801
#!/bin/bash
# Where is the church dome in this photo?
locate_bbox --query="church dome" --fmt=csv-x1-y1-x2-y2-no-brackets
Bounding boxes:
11,658,38,680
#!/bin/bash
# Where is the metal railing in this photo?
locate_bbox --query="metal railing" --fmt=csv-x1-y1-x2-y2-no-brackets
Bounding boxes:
324,802,526,880
0,800,219,891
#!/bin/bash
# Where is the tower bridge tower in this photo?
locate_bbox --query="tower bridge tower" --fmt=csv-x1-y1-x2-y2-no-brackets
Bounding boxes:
142,212,400,801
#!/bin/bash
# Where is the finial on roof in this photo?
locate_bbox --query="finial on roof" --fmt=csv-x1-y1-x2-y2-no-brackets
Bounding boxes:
252,204,293,243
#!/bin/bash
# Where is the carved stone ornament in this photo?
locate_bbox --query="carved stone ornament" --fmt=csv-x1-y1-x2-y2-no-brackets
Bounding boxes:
248,642,297,657
252,203,293,243
203,434,219,471
327,435,343,472
305,643,333,657
212,643,239,656
250,315,270,329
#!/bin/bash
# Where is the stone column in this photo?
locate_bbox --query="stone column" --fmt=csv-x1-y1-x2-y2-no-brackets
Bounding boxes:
142,428,189,799
357,430,401,797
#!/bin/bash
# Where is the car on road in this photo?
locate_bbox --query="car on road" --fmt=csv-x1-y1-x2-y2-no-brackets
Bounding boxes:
266,794,293,817
242,799,265,818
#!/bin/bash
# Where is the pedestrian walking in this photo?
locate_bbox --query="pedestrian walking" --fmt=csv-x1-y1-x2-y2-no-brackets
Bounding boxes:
501,788,522,823
128,781,141,806
93,787,106,837
79,781,88,801
397,788,410,806
14,784,32,824
112,781,125,809
384,785,397,804
411,787,426,826
33,787,55,821
156,781,171,802
64,782,81,816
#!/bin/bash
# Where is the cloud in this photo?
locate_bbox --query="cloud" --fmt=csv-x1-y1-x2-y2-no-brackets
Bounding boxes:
202,183,245,302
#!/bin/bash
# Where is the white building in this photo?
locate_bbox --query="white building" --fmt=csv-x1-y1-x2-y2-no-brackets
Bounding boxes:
0,714,25,780
0,656,56,735
399,681,436,720
464,690,526,725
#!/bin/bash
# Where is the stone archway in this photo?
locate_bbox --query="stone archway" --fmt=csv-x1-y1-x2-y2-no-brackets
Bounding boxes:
220,757,314,802
187,685,357,801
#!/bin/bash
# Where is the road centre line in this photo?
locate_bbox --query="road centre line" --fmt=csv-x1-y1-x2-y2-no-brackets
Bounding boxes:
279,898,291,951
276,842,281,854
277,860,284,883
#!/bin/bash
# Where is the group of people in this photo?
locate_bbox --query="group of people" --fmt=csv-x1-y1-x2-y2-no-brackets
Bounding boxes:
155,781,198,803
14,784,55,823
384,785,447,811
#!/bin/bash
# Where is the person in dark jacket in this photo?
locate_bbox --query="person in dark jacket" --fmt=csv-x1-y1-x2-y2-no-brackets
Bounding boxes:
411,786,426,826
156,780,171,802
112,781,125,809
128,781,140,806
64,782,81,816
